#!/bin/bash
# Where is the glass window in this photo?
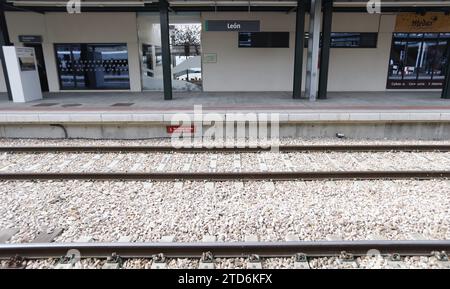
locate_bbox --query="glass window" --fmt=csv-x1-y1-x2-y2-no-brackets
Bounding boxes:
170,23,202,91
55,44,76,89
55,43,130,90
387,32,449,89
138,12,202,92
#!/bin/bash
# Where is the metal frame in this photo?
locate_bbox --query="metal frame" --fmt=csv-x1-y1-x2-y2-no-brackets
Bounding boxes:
292,0,306,99
443,38,450,99
2,144,450,153
0,0,13,101
159,0,172,100
0,171,449,181
318,0,333,99
1,240,449,259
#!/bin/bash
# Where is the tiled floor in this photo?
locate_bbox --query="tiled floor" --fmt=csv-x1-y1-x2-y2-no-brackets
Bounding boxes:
0,91,449,112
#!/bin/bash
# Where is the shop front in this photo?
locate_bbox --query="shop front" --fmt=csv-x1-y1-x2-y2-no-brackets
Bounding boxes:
387,13,450,89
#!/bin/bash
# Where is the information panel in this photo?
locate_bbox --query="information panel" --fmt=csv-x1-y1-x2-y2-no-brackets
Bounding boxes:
239,32,290,48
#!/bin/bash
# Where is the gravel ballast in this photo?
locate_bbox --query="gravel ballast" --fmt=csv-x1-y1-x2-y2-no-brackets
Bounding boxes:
0,151,449,172
0,137,449,147
0,179,448,243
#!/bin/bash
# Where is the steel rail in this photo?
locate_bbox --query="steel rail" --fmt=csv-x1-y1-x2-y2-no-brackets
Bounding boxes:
0,240,449,259
0,171,449,181
0,145,449,153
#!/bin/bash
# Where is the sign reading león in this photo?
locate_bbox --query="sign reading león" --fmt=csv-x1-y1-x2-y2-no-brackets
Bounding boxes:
205,20,260,32
395,12,450,33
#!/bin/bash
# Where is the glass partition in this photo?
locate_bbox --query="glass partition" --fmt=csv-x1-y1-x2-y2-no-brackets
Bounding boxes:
138,13,202,91
55,43,130,90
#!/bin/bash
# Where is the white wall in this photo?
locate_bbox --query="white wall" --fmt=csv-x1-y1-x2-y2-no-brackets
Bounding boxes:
201,12,298,92
3,12,141,92
201,11,395,92
1,11,397,93
328,13,395,91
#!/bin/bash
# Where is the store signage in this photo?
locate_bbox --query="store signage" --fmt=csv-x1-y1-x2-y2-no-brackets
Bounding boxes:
205,20,260,32
387,79,445,89
395,13,450,32
18,35,43,43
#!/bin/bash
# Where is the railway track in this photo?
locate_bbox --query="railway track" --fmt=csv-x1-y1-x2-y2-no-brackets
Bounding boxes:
1,145,449,175
1,143,449,269
1,240,449,269
1,144,450,153
1,240,449,259
0,171,449,181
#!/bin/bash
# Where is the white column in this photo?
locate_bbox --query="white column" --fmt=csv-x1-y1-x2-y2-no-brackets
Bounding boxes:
305,0,322,101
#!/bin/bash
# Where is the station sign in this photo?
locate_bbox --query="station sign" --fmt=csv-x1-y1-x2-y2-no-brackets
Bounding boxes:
204,20,260,32
18,35,43,43
395,12,450,33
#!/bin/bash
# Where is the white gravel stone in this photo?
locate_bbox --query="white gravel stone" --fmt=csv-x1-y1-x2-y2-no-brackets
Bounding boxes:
0,137,448,147
0,151,448,172
0,179,449,243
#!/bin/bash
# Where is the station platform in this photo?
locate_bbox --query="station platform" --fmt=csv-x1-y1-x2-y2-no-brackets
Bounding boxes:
1,91,450,139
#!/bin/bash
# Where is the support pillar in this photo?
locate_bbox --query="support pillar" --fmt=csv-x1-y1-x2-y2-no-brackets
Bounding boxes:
292,0,306,99
318,0,333,99
159,0,172,100
0,1,13,101
305,0,322,101
442,41,450,99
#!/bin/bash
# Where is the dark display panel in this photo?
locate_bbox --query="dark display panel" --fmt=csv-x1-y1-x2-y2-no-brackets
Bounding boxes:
239,32,290,48
330,33,378,48
387,32,450,89
55,43,130,90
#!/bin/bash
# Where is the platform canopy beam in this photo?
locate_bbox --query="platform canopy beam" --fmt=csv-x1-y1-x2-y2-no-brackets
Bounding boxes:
159,0,173,100
318,0,333,99
443,41,450,99
0,0,12,101
292,0,306,99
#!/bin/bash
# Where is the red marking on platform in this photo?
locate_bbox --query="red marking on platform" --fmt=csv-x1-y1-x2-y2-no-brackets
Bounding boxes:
167,126,195,134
